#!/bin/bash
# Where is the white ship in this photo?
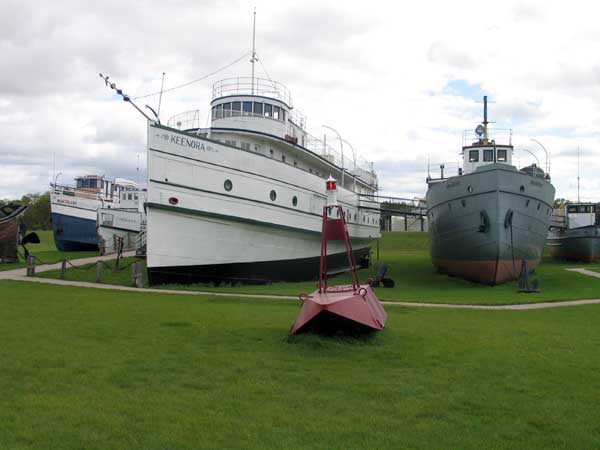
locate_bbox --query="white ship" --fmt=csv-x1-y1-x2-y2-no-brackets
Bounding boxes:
97,188,147,255
145,76,381,285
51,175,142,251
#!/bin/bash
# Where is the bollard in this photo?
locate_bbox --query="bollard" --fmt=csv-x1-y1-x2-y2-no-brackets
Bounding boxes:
60,259,67,280
96,260,103,283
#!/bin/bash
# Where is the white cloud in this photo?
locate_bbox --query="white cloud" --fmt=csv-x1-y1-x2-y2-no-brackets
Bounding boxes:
1,0,600,203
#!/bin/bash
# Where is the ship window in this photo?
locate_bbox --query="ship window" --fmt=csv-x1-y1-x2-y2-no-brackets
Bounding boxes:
264,103,273,117
526,199,530,207
222,102,231,117
224,179,232,191
469,150,479,162
231,101,241,116
270,190,277,201
128,193,132,200
467,186,473,193
292,196,298,207
520,185,525,193
214,104,223,119
497,149,507,162
273,106,280,120
483,149,494,162
134,194,138,200
537,203,541,210
253,102,263,115
241,142,251,151
242,101,253,115
282,110,286,122
225,140,236,147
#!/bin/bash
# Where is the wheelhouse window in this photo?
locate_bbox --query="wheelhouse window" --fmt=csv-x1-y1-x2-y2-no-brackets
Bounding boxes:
264,103,273,118
222,102,231,118
469,150,479,162
253,102,263,115
281,109,286,122
242,101,253,116
77,178,98,189
497,149,507,162
214,104,223,119
483,149,494,162
231,101,241,116
273,105,280,120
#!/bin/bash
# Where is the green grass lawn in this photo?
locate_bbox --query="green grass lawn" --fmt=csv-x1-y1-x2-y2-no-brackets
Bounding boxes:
0,230,98,271
1,280,600,449
39,232,600,305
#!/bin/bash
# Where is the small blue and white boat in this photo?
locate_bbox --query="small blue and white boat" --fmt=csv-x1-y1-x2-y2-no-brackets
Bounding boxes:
51,175,140,251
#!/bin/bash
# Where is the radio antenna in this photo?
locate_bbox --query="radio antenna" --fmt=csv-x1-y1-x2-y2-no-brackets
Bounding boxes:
157,72,166,121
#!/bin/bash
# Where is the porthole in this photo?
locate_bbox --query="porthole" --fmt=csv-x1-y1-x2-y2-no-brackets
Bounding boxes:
224,179,233,191
468,186,473,193
526,199,530,207
292,196,298,207
270,190,277,201
461,199,466,207
520,185,525,193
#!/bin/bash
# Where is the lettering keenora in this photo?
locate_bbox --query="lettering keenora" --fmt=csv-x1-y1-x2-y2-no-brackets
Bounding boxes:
170,135,217,152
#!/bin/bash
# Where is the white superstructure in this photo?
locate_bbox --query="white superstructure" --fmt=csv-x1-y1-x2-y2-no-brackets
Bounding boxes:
146,77,380,285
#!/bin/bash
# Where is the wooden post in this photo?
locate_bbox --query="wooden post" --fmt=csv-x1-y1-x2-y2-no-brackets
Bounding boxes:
26,255,36,276
60,259,67,280
96,260,103,283
132,261,143,288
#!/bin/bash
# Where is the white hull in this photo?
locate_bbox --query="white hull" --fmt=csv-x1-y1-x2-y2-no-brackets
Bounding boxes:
146,123,380,284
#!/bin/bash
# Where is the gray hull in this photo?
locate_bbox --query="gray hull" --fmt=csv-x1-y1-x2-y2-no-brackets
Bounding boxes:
427,164,555,285
548,226,600,262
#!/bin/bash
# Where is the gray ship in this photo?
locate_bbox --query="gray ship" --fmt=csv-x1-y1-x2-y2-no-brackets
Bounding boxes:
426,97,555,285
548,203,600,262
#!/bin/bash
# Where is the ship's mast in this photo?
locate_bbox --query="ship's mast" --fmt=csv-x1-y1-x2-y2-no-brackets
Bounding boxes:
250,10,258,94
577,146,581,202
483,95,489,144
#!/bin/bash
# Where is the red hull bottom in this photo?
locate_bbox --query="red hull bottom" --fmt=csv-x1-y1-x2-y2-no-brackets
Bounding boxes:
433,259,539,286
290,284,387,334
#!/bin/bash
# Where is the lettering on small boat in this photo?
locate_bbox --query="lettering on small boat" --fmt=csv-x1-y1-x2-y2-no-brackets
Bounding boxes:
57,198,77,206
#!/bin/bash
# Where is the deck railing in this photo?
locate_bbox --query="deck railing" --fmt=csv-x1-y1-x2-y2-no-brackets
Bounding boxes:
212,77,293,107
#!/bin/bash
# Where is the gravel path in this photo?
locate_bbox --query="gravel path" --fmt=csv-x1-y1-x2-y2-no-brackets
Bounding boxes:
2,257,600,310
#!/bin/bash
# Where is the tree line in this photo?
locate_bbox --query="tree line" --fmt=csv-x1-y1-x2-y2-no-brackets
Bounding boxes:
0,191,52,230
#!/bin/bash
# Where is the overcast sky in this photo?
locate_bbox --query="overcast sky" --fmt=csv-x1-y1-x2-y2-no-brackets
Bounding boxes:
2,0,600,201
